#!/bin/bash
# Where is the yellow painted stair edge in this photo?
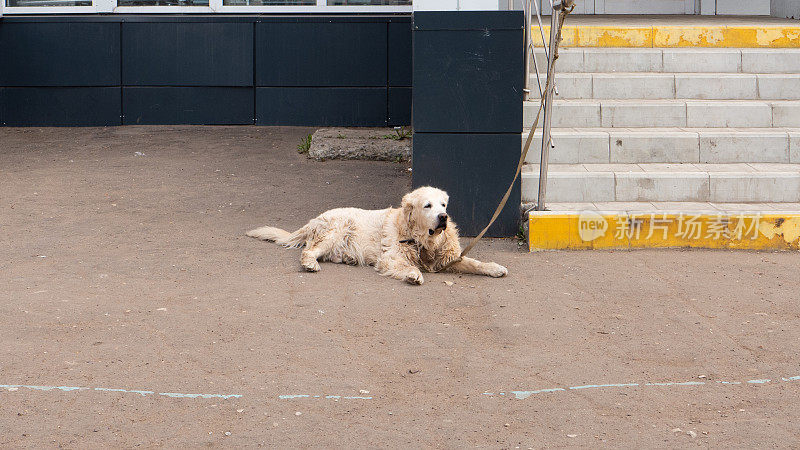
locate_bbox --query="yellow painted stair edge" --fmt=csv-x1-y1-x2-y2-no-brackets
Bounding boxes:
533,25,800,48
528,211,800,251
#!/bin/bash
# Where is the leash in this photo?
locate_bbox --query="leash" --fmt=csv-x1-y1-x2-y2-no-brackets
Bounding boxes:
436,2,574,273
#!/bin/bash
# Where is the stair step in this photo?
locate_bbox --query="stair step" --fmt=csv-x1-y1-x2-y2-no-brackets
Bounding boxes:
525,201,800,212
522,128,800,164
523,99,800,128
530,73,800,100
520,163,800,203
533,48,800,74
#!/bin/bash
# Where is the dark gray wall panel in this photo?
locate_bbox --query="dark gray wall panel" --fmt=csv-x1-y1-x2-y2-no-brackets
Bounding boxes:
0,23,120,87
256,87,386,126
412,133,521,237
123,87,254,125
0,16,412,127
255,22,387,87
0,87,121,126
412,29,522,133
388,22,412,87
412,11,523,237
388,87,411,126
122,23,253,86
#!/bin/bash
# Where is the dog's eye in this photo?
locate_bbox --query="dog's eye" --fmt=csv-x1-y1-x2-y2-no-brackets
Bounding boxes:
441,203,446,207
424,203,431,208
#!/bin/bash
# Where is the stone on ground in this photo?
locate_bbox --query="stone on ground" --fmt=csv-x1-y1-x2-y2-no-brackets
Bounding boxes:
308,127,411,161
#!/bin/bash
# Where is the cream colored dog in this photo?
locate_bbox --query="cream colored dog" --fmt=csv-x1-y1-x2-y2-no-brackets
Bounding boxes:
246,186,508,285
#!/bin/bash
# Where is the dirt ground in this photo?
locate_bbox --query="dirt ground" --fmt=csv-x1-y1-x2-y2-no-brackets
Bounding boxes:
1,126,799,448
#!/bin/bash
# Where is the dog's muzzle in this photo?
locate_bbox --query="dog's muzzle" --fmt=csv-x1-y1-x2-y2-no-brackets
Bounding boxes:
430,216,448,235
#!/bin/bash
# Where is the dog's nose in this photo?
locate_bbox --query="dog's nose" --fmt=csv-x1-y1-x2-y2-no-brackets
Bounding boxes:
438,213,448,222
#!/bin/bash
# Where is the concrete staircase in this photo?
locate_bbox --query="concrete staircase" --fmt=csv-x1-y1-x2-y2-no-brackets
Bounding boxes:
521,47,800,206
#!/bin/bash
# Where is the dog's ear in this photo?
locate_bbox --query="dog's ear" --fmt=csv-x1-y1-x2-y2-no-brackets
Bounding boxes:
401,192,414,216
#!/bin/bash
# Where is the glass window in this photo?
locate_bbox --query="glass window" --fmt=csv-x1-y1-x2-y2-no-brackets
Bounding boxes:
328,0,410,3
223,0,313,5
117,0,208,5
6,0,90,5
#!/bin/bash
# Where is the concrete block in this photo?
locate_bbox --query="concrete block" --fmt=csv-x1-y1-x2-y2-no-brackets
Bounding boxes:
583,49,663,73
615,172,710,202
710,202,780,212
651,201,718,211
584,163,643,172
592,73,675,99
547,101,602,128
768,202,800,211
638,163,703,172
748,163,800,172
538,73,592,99
541,0,595,14
525,101,602,128
757,75,800,100
601,101,686,128
521,171,615,203
771,0,800,19
602,0,687,14
699,163,757,172
710,173,800,202
542,202,597,211
676,74,757,100
523,129,609,164
699,0,715,15
532,48,584,73
686,101,772,128
772,102,800,127
791,131,800,163
610,130,699,163
699,130,789,163
716,0,770,14
741,49,800,73
663,49,742,73
592,202,656,212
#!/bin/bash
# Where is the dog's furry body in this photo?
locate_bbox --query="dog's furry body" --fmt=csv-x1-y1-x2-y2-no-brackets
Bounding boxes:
247,186,507,284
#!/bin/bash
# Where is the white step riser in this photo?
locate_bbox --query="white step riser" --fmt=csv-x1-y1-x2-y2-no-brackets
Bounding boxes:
531,73,800,100
521,172,800,203
523,100,800,128
533,48,800,74
523,130,800,164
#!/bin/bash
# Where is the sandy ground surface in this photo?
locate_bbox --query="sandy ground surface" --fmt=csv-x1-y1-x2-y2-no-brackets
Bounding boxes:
1,126,799,448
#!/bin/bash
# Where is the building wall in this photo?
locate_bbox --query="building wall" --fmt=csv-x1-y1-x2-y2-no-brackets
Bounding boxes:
0,15,412,127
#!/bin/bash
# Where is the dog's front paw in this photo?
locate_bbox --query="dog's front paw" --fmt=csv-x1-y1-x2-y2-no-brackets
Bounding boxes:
302,260,321,272
404,271,424,285
485,262,508,278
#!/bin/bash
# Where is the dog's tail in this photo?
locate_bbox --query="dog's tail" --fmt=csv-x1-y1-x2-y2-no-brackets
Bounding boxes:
246,225,308,248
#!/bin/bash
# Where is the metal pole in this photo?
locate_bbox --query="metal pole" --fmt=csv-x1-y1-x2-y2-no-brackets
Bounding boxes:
535,6,560,211
523,0,532,101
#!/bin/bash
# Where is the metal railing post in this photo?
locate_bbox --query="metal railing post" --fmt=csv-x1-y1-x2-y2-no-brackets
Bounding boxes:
535,3,561,211
523,0,532,101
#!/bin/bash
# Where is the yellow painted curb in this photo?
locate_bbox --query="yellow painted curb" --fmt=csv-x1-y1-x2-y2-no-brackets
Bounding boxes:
532,25,800,48
528,211,800,251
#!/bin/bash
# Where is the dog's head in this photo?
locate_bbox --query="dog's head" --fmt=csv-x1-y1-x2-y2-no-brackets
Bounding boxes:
401,186,450,238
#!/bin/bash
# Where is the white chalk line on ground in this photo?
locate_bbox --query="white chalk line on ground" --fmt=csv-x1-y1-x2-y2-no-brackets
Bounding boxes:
484,375,800,400
0,383,370,401
0,384,241,400
279,394,373,400
5,375,799,402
